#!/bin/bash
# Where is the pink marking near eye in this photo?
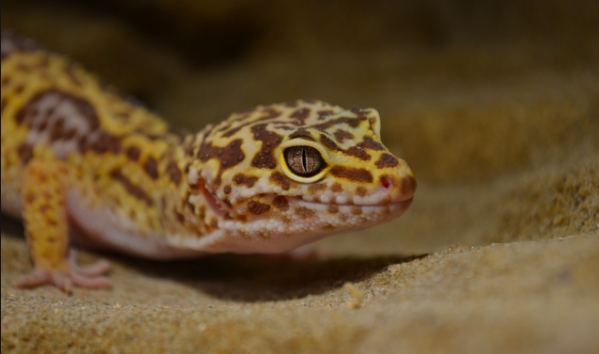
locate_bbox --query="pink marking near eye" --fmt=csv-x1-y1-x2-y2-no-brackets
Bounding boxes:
381,176,391,189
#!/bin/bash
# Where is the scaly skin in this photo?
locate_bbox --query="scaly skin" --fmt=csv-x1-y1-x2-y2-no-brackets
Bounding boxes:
0,32,416,292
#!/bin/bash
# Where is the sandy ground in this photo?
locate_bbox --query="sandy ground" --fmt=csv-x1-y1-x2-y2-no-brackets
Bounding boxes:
2,0,599,353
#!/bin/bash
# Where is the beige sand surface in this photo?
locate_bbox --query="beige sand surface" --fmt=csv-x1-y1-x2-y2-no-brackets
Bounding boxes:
2,0,598,353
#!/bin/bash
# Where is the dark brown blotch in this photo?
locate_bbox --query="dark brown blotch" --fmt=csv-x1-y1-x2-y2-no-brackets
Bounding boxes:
197,138,245,185
17,143,34,164
331,183,343,193
233,173,258,188
356,186,367,197
327,205,339,214
334,129,354,142
90,132,122,155
308,183,326,194
143,156,159,180
110,169,154,206
247,201,271,215
294,206,315,219
375,153,399,169
166,161,182,185
270,171,291,191
125,146,141,161
317,110,335,120
290,108,311,123
358,137,384,151
313,117,365,130
289,129,315,141
273,196,289,210
330,166,373,183
251,124,283,169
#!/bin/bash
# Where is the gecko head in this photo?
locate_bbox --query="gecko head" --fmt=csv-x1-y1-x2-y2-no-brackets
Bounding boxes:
187,100,416,254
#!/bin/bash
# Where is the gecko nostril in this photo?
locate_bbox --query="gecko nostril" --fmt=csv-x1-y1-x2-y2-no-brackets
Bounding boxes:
381,176,392,189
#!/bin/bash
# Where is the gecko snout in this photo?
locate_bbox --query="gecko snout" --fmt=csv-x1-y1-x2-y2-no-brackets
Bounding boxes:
380,174,416,203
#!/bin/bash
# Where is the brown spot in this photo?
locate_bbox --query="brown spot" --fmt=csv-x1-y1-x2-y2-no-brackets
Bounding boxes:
289,129,315,141
290,108,311,123
17,144,34,164
330,166,373,183
251,124,283,169
166,161,182,185
308,183,326,194
223,185,232,194
270,171,291,191
356,186,367,197
345,146,371,160
260,108,281,119
319,134,340,151
210,218,218,228
320,135,370,161
1,77,11,86
233,174,258,188
63,128,77,141
247,201,271,215
323,223,335,231
375,153,399,169
90,132,122,155
317,110,335,120
273,196,289,210
143,157,159,180
110,169,154,206
16,90,101,133
197,138,245,185
294,206,315,219
331,183,343,193
223,199,233,208
125,146,141,161
358,137,384,151
1,98,6,114
351,207,362,215
334,129,354,142
313,117,365,130
221,108,281,138
327,205,339,214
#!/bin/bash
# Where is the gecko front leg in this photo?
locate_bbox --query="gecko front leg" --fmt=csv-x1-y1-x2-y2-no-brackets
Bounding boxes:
14,159,112,293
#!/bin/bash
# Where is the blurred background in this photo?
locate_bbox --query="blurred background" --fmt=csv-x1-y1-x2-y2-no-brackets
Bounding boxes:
2,0,598,254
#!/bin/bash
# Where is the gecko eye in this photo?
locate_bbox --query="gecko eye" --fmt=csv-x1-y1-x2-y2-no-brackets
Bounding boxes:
284,146,327,177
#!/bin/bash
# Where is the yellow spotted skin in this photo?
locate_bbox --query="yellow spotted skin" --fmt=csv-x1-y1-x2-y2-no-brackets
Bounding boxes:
1,32,416,291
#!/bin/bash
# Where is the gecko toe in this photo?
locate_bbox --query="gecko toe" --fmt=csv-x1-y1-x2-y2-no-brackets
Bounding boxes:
14,271,51,288
75,260,111,276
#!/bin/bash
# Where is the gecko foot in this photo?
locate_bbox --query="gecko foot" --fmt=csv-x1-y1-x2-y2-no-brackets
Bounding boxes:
14,252,112,293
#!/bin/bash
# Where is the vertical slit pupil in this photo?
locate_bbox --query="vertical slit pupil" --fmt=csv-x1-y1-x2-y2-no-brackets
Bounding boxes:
301,147,308,173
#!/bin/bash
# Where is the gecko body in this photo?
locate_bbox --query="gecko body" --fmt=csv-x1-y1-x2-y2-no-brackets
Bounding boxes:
1,32,416,291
